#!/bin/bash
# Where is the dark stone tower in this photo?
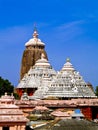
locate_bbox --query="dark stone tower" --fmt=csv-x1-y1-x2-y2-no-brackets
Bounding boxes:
20,28,48,79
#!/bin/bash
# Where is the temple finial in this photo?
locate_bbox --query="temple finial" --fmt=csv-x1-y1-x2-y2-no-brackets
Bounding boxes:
34,23,37,31
33,23,39,38
66,58,70,62
41,53,45,59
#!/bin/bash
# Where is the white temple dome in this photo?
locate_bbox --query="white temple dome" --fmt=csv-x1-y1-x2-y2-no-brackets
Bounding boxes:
25,30,45,47
61,58,75,72
34,53,51,68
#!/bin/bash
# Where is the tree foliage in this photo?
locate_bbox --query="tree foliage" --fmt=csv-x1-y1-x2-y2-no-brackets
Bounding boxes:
95,86,98,96
0,76,14,97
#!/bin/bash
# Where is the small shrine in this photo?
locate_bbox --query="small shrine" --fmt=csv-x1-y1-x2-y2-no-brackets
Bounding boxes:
0,93,29,130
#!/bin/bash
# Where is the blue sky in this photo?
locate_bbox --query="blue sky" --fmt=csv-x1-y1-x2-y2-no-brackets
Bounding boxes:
0,0,98,89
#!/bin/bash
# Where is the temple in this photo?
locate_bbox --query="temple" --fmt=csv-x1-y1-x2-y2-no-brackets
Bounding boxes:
14,27,98,127
17,41,95,98
44,58,95,99
20,27,48,79
0,93,28,130
17,53,56,96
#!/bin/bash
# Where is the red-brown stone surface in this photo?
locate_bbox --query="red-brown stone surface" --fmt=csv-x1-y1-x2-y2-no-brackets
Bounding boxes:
20,48,48,79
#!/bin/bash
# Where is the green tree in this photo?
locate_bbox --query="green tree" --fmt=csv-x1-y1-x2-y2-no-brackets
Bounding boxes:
95,86,98,96
0,76,14,97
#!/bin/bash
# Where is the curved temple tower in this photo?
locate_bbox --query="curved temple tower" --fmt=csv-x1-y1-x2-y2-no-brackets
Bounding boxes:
20,28,48,80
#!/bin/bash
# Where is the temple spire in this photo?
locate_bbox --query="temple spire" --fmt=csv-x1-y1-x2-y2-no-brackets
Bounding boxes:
66,58,70,62
41,53,45,59
33,24,39,38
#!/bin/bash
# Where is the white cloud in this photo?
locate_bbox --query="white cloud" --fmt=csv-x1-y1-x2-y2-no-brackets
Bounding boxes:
57,20,85,29
43,20,85,45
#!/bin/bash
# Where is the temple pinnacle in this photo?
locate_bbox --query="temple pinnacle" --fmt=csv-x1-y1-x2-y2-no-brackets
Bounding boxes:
33,24,39,38
66,58,70,62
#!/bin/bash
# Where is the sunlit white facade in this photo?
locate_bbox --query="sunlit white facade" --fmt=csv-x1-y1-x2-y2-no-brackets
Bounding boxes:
17,54,95,99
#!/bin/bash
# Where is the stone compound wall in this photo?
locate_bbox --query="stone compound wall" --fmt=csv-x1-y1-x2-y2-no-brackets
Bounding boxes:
0,125,25,130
